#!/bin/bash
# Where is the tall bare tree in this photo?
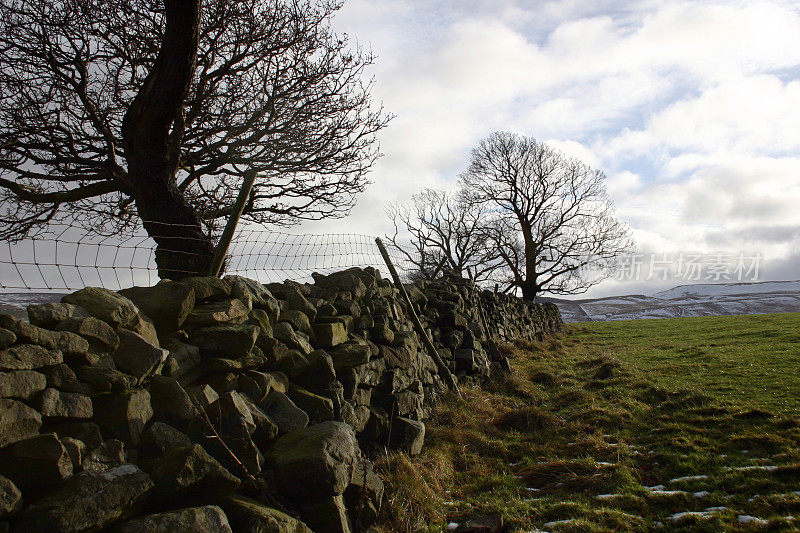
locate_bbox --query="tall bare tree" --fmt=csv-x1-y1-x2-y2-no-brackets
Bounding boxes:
460,132,635,300
385,188,501,282
0,0,389,278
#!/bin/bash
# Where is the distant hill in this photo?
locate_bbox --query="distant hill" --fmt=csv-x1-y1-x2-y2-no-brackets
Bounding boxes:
542,280,800,322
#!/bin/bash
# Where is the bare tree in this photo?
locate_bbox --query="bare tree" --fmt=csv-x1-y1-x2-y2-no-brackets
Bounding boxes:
0,0,390,278
460,132,635,300
385,188,501,283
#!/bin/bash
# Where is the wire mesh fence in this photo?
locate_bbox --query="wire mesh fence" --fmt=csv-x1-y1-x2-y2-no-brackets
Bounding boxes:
0,221,416,293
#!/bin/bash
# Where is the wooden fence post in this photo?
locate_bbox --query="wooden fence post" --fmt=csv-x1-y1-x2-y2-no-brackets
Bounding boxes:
209,170,257,277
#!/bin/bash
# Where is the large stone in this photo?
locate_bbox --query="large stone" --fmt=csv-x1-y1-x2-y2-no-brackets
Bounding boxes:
288,387,334,423
56,316,119,352
295,350,336,389
391,417,425,455
0,399,42,447
75,366,135,392
149,375,197,430
284,289,317,322
0,328,15,350
0,370,45,400
179,277,231,301
267,421,359,499
333,299,361,320
118,280,196,334
187,384,219,411
93,389,153,446
261,391,309,435
161,337,202,382
43,421,103,450
61,287,140,329
198,391,262,474
113,329,167,380
345,459,384,515
12,464,154,532
300,495,352,533
138,422,192,462
37,388,93,419
220,494,313,533
150,444,240,500
124,313,160,347
0,344,62,371
272,322,312,355
240,396,279,449
189,324,259,359
27,302,89,329
313,322,347,349
312,269,369,299
60,436,86,471
276,349,310,379
0,474,21,519
0,433,72,491
279,310,311,334
116,505,232,533
226,276,280,320
329,343,370,370
81,439,126,472
185,299,250,327
0,315,89,356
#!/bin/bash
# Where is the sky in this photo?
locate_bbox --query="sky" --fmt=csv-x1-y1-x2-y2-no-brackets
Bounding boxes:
301,0,800,298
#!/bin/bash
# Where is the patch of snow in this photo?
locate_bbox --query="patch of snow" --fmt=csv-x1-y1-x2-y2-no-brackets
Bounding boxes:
643,485,666,491
446,523,459,531
542,519,573,529
596,494,618,500
737,515,769,526
704,507,728,512
725,465,778,472
648,489,688,496
694,491,710,498
670,474,709,483
670,511,715,522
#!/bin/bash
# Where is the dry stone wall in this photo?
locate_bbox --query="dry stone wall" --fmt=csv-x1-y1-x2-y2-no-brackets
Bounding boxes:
0,267,561,533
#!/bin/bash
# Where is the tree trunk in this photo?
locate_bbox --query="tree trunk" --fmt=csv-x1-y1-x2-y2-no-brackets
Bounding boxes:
520,279,538,301
121,0,214,279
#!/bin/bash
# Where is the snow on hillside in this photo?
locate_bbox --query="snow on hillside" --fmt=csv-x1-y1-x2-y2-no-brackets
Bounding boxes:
548,281,800,323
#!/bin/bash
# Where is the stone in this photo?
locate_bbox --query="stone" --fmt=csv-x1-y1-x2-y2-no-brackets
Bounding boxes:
0,329,15,351
391,417,425,455
179,277,231,301
113,329,167,381
0,399,42,447
220,494,313,533
118,280,196,334
0,315,89,357
279,309,311,334
61,287,140,329
116,505,232,533
257,335,289,367
295,350,336,389
44,421,103,450
313,322,348,349
185,299,250,327
329,343,370,370
261,391,309,435
272,322,312,355
0,344,62,371
370,323,395,344
75,366,135,392
288,387,334,422
81,439,125,472
267,421,359,499
247,309,273,337
454,348,476,371
60,436,85,471
453,515,504,533
198,391,262,474
138,422,192,462
240,396,279,449
37,388,93,419
27,302,89,329
300,495,352,533
0,370,45,400
277,349,310,379
341,402,370,433
148,375,197,430
225,276,280,319
189,324,259,359
284,289,317,322
124,312,160,348
187,384,219,411
345,459,384,513
161,337,202,382
0,475,21,520
12,464,154,532
236,373,270,403
351,358,387,387
93,389,153,446
333,298,361,319
0,433,72,491
56,316,119,352
150,444,240,499
265,371,290,394
391,389,424,418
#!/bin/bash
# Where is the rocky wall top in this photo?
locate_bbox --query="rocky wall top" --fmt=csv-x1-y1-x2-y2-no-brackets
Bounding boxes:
0,267,560,533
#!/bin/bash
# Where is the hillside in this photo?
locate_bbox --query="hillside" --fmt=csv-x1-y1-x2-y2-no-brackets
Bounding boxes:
546,280,800,322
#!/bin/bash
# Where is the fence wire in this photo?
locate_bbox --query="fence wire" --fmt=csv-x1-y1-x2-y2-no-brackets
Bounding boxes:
0,222,415,293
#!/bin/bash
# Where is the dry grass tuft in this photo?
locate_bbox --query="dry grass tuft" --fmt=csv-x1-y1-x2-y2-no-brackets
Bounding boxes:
518,459,630,494
494,405,563,432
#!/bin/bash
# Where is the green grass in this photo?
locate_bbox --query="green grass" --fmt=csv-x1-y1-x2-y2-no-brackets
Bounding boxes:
375,312,800,532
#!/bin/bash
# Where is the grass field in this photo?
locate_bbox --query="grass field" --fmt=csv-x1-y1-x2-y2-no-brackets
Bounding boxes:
375,313,800,532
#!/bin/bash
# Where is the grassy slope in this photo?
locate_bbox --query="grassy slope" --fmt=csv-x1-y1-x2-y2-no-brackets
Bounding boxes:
375,313,800,532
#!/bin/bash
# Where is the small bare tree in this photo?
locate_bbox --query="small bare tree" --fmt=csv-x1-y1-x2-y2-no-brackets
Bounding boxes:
0,0,389,279
385,188,501,282
460,132,635,300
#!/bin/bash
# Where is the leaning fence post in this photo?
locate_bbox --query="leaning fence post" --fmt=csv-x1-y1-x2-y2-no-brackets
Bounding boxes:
375,238,460,395
209,170,257,277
